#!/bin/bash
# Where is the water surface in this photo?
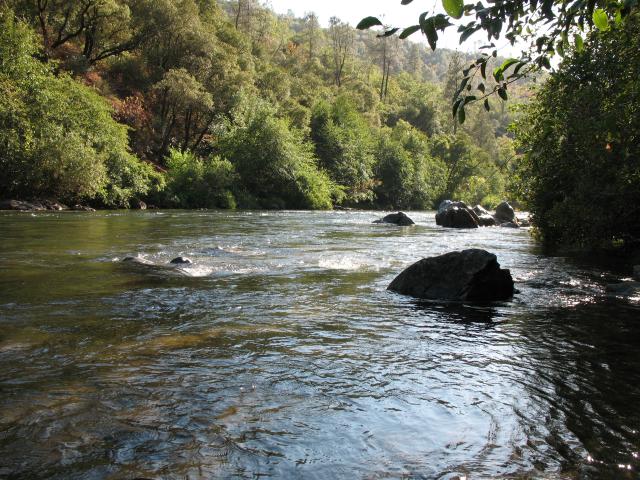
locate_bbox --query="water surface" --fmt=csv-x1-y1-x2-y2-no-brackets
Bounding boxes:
0,210,639,479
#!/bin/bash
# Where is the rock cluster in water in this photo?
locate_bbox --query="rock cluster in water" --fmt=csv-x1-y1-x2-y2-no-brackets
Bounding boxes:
388,249,514,301
0,199,96,212
436,200,528,229
373,212,415,226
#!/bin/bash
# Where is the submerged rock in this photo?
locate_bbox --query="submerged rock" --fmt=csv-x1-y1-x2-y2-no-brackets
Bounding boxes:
120,256,192,277
606,281,640,298
388,249,514,301
122,256,155,265
477,214,497,227
500,222,520,229
435,201,479,229
170,256,193,265
373,212,415,226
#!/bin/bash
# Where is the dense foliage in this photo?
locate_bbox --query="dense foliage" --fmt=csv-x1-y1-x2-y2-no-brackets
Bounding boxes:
359,0,638,122
0,10,161,207
511,14,640,247
1,0,523,210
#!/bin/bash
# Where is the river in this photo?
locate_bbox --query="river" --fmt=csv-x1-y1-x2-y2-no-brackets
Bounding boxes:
0,210,638,479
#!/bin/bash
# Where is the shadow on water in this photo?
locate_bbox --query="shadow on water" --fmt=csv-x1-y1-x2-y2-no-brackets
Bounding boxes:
409,300,504,324
508,299,640,479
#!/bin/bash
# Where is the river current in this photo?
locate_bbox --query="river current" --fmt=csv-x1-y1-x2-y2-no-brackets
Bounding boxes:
0,210,639,479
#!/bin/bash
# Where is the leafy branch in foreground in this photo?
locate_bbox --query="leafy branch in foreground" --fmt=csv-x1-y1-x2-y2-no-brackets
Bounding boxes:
358,0,639,122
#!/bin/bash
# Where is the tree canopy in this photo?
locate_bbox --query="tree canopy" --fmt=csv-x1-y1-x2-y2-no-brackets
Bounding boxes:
358,0,639,122
1,0,528,210
510,13,640,247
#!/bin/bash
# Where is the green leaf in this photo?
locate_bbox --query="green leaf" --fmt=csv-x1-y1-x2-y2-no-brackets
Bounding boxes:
455,76,469,97
498,87,508,101
574,34,584,53
499,58,520,72
433,14,452,30
477,83,485,93
460,26,479,43
442,0,464,19
592,9,609,31
457,104,466,124
494,57,519,81
513,61,527,76
480,60,487,79
377,28,399,37
452,98,463,118
399,25,421,39
422,17,438,50
484,99,491,111
615,10,622,25
401,0,414,4
356,16,383,30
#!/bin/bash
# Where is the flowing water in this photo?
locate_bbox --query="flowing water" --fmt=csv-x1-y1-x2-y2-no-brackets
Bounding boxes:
0,210,639,480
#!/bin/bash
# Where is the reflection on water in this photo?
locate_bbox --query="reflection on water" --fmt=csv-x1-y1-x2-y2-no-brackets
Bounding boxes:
0,210,639,479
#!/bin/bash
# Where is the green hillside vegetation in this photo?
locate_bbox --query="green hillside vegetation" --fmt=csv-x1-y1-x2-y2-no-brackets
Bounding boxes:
0,0,530,209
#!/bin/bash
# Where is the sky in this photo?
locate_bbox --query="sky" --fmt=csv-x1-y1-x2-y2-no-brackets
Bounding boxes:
267,0,522,56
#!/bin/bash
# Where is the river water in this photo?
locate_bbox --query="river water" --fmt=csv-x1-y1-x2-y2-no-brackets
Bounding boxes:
0,210,639,479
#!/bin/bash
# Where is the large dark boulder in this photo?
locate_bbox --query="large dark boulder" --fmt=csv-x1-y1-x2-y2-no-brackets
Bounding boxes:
495,201,517,224
473,204,490,216
478,214,497,227
388,249,514,301
470,204,496,226
436,200,479,229
373,212,415,226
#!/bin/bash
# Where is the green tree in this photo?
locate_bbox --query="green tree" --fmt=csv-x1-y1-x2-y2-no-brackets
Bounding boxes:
512,14,640,246
374,121,446,209
218,96,333,210
0,9,159,206
163,148,237,208
428,132,487,202
359,0,639,120
153,68,214,155
9,0,145,67
310,96,376,204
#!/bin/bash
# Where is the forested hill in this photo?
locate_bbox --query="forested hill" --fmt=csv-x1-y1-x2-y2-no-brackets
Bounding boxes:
0,0,529,210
